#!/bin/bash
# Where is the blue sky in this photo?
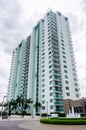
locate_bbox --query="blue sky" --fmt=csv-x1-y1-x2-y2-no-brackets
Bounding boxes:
0,0,86,102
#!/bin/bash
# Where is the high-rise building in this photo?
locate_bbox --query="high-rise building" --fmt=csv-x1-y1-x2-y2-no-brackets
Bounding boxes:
7,36,31,101
7,10,80,116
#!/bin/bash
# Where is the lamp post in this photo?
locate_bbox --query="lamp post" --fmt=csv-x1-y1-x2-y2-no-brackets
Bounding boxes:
46,101,48,118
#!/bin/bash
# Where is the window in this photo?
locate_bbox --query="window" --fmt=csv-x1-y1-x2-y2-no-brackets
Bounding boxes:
42,42,45,45
66,92,70,96
42,100,45,104
64,70,68,73
54,65,58,69
64,65,67,68
42,79,45,82
42,45,44,48
53,70,58,73
42,84,45,87
50,99,53,103
61,43,64,46
54,75,58,79
49,51,51,55
74,83,78,86
75,88,78,92
62,47,65,50
49,56,51,59
76,94,79,97
42,106,45,110
50,92,53,96
49,81,53,84
53,60,59,64
42,89,45,92
42,56,45,60
62,51,65,54
48,47,51,51
48,40,51,43
42,74,45,77
73,73,77,76
49,70,52,74
65,75,68,79
65,80,69,84
50,105,53,109
49,60,52,64
74,78,77,81
48,43,51,46
66,86,69,90
49,87,52,90
42,60,45,64
63,60,66,63
48,35,51,39
61,39,64,42
42,49,45,52
63,55,66,59
42,65,45,68
42,95,45,98
42,69,45,72
55,81,58,85
49,75,52,79
73,68,76,71
42,53,45,56
49,65,52,68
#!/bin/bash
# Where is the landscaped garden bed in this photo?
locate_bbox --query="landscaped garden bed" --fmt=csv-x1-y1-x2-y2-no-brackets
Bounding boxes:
40,117,86,125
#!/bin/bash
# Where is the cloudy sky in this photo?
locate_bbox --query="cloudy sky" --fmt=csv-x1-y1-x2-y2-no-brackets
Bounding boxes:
0,0,86,102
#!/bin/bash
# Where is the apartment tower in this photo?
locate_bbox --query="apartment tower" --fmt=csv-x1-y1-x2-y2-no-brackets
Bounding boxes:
7,10,80,116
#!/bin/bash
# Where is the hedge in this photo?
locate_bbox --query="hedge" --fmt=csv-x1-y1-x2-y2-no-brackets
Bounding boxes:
40,118,86,125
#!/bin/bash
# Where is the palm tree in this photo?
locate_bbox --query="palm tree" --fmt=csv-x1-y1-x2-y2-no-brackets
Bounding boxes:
15,95,33,116
34,102,41,115
4,100,13,116
4,96,33,116
10,99,17,114
22,98,33,116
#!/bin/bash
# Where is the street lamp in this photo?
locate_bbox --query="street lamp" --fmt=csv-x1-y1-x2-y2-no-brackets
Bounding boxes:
46,101,48,117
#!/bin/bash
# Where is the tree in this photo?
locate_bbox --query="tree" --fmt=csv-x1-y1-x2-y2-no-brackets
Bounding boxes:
34,102,41,115
10,99,17,114
4,96,33,116
14,95,33,116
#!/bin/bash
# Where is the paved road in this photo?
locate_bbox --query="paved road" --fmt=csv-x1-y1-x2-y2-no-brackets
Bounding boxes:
0,118,86,130
19,119,86,130
0,120,27,130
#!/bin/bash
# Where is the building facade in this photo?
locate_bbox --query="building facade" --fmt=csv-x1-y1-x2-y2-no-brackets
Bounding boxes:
63,98,86,116
7,36,31,101
7,10,80,116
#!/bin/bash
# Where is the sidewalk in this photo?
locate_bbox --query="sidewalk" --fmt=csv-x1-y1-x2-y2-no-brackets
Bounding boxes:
0,115,40,121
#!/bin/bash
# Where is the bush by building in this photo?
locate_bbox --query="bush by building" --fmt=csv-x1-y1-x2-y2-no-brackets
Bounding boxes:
40,118,86,125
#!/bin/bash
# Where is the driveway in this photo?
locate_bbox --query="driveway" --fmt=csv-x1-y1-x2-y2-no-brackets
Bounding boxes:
18,119,86,130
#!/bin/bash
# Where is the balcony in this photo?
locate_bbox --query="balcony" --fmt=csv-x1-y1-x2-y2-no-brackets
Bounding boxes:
54,101,63,105
54,95,63,99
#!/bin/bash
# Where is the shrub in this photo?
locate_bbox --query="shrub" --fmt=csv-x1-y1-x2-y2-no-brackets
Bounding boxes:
28,113,31,116
36,113,40,116
41,113,47,117
21,111,26,116
58,113,66,117
2,111,8,119
15,111,19,115
40,118,86,125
